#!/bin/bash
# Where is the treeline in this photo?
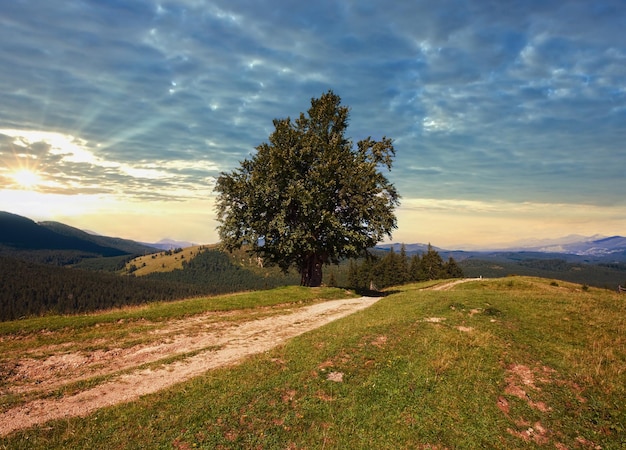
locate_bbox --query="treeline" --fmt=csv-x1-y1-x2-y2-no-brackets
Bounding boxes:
146,249,300,293
0,256,211,321
1,245,465,321
0,247,112,266
459,258,626,290
347,244,463,290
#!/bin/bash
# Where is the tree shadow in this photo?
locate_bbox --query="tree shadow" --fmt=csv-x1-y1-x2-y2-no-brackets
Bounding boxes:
352,288,401,297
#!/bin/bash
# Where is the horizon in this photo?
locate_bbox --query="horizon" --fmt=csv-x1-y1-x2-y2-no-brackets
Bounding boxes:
2,208,621,253
1,1,624,247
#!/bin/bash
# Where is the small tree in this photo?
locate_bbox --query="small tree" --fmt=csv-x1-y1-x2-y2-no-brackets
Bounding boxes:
215,91,399,286
443,256,463,278
409,254,422,281
419,244,445,280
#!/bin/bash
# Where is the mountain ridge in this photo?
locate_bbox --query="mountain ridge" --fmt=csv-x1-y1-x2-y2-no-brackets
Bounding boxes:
379,234,626,263
0,211,158,264
3,210,625,263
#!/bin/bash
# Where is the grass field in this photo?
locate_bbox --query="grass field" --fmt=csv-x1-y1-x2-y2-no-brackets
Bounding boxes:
1,277,624,449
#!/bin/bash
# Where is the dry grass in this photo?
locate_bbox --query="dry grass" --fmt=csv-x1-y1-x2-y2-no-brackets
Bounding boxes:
124,244,213,276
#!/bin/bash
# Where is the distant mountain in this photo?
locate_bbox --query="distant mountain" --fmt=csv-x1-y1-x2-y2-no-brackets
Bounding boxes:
40,221,158,255
0,211,158,264
475,235,626,261
524,235,626,257
148,238,195,251
378,234,626,263
376,243,440,253
0,211,121,255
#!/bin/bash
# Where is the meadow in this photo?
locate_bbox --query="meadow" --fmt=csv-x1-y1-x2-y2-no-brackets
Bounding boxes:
1,277,624,449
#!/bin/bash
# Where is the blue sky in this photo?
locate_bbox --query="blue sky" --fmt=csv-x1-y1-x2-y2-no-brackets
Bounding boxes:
0,0,624,249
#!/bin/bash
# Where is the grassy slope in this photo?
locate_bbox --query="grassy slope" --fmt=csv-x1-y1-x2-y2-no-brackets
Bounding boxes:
1,277,624,449
124,245,210,275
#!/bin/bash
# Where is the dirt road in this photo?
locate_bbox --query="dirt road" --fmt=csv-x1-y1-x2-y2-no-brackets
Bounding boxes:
0,296,380,436
0,279,478,436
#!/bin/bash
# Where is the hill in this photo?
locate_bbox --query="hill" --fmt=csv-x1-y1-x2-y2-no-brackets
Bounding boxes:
0,211,126,256
0,246,308,321
378,238,626,289
0,211,157,265
0,255,212,321
124,245,211,276
39,221,157,255
0,277,623,448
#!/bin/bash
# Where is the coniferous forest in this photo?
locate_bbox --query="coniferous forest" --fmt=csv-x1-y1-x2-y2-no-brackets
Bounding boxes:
347,244,463,290
0,256,210,321
145,249,301,293
0,248,303,322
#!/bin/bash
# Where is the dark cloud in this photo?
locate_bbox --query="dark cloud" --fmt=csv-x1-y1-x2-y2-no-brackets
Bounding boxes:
0,0,624,210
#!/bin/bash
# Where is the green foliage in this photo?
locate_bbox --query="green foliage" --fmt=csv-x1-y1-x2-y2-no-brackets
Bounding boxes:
72,255,134,272
215,91,399,286
348,244,464,290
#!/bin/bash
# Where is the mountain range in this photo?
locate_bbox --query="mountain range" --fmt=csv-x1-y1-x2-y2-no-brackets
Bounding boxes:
2,210,625,264
376,235,626,263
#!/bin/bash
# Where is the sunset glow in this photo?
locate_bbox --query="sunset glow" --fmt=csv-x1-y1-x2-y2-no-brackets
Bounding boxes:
0,1,624,247
11,169,41,189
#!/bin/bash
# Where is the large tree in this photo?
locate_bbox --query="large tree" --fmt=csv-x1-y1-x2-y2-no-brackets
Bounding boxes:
214,91,399,287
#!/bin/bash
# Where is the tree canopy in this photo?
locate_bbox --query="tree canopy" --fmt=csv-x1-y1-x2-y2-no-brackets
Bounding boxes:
214,91,400,286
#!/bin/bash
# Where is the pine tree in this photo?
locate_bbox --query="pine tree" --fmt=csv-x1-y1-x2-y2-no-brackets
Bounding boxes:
420,244,444,280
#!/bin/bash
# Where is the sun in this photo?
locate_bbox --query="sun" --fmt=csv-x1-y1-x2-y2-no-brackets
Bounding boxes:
12,169,42,188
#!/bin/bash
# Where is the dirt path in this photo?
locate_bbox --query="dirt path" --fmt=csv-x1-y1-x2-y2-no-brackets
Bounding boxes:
428,278,482,291
0,296,379,436
0,279,481,436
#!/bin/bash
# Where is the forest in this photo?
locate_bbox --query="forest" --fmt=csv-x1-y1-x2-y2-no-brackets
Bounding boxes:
144,248,301,293
0,256,211,321
0,244,462,321
0,248,305,322
347,245,463,290
4,240,625,322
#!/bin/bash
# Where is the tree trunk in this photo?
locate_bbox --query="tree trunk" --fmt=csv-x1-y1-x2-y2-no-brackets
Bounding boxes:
300,253,323,287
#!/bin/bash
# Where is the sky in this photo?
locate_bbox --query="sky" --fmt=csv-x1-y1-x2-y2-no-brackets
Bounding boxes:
0,0,624,250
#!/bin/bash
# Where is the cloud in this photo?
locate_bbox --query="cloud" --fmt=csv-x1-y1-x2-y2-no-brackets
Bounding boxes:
0,0,624,244
0,129,218,200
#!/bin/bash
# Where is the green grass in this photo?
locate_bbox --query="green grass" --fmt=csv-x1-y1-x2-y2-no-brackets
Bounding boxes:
0,285,358,413
1,277,625,449
0,285,355,336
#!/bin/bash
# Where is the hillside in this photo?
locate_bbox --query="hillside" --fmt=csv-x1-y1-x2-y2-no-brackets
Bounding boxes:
0,211,125,257
378,240,626,289
459,256,626,290
39,221,157,255
0,247,308,322
124,244,210,275
0,256,212,321
0,277,623,448
0,211,156,265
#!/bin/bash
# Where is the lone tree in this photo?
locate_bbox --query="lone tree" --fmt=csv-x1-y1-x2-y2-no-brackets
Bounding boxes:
214,91,399,287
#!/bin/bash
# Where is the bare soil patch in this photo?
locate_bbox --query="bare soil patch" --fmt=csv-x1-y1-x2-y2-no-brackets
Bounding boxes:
0,296,378,436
